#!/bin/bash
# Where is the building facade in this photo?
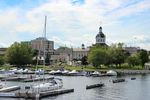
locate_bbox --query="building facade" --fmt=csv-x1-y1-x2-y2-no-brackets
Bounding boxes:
124,47,140,55
50,44,90,65
22,37,54,65
0,48,7,55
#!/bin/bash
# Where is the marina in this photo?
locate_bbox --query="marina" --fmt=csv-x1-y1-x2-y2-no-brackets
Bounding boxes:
0,73,150,99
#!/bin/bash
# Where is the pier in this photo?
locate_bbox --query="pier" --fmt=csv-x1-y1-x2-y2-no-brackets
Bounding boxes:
131,77,136,80
116,70,150,75
1,77,27,81
86,83,104,89
22,77,54,82
0,88,74,99
112,79,125,83
0,86,20,92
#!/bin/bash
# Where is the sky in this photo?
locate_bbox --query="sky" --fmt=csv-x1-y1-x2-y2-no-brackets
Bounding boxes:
0,0,150,50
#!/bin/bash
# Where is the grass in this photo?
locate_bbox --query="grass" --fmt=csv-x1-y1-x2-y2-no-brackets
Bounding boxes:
0,64,144,71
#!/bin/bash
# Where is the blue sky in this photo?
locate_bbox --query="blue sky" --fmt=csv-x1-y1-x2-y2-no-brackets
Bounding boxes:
0,0,150,50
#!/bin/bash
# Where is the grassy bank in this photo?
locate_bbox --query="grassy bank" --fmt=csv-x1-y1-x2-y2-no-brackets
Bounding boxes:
0,64,144,71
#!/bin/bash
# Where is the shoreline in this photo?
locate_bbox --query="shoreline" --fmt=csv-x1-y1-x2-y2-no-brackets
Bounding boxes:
115,69,150,75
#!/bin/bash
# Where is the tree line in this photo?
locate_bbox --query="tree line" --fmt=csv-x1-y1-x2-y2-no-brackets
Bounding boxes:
0,42,149,69
88,43,149,68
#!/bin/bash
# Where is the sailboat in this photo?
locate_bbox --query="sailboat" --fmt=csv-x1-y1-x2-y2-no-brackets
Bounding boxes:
31,16,63,92
32,78,63,92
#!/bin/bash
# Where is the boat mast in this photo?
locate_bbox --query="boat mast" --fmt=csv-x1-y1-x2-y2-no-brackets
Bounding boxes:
43,16,47,66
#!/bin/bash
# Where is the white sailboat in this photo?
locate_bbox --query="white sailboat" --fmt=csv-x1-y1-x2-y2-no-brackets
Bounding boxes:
32,78,63,92
31,16,63,92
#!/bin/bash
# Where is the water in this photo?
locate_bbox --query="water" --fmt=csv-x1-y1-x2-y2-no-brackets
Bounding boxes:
1,74,150,100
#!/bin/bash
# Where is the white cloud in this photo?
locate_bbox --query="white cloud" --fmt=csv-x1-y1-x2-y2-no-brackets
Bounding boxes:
0,0,150,50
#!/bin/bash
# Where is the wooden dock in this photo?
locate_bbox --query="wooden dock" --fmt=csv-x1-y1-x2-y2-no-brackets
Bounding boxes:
0,86,20,92
1,77,27,81
0,88,74,99
22,77,54,82
116,70,150,75
112,79,125,83
131,77,136,80
86,83,104,89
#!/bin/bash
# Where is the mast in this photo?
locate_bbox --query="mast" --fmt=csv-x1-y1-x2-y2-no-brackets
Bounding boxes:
43,16,47,66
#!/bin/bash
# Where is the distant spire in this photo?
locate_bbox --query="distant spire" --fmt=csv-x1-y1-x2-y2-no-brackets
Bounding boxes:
99,21,102,33
99,26,102,33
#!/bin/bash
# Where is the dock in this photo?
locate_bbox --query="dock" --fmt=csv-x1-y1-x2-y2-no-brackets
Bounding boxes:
112,79,125,83
0,86,20,92
22,77,54,82
1,77,27,81
86,83,104,89
0,88,74,99
116,70,150,75
131,77,136,80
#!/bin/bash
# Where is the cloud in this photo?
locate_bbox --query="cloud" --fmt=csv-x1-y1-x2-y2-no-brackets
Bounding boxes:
0,0,150,50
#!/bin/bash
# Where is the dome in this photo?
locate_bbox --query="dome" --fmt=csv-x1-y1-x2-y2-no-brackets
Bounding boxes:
96,32,105,38
96,26,105,38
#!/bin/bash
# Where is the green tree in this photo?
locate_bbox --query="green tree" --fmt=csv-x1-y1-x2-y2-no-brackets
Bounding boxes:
126,54,141,67
107,43,126,67
88,47,108,68
81,56,88,65
0,56,5,65
5,42,34,67
138,49,149,67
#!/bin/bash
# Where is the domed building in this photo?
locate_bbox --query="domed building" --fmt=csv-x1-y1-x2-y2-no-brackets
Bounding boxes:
95,26,106,45
96,27,106,44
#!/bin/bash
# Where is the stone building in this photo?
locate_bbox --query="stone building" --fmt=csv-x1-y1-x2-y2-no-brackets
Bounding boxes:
124,47,140,55
50,44,90,65
50,47,72,65
72,44,89,60
22,37,54,65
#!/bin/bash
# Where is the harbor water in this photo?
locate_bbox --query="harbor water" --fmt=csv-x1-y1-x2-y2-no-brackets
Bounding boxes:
1,74,150,100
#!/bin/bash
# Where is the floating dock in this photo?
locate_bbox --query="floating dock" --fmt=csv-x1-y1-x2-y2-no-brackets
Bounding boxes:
86,83,104,89
0,86,20,92
22,77,54,82
112,79,125,83
0,88,74,99
131,77,136,80
1,77,27,81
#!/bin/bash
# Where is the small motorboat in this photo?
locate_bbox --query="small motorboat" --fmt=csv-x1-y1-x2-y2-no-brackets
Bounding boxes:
68,70,79,76
49,70,62,75
31,78,63,92
62,70,69,75
91,71,101,77
16,69,24,73
35,69,45,74
106,70,117,76
49,70,56,75
54,70,62,75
